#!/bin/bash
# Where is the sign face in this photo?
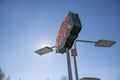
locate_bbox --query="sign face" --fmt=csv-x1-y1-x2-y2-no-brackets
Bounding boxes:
56,12,82,53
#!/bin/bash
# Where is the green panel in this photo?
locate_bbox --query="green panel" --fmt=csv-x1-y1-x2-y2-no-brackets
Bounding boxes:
70,12,82,34
56,34,78,53
65,34,78,48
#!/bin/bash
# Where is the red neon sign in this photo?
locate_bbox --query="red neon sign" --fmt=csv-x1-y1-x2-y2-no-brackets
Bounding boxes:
56,12,82,53
56,15,72,48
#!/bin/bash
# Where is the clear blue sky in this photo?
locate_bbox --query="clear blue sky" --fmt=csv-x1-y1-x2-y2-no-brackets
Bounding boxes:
0,0,120,80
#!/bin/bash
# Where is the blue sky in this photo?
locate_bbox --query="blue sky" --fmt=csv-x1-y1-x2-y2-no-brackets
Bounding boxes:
0,0,120,80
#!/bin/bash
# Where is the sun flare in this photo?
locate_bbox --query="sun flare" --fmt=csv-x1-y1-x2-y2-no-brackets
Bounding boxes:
37,41,53,49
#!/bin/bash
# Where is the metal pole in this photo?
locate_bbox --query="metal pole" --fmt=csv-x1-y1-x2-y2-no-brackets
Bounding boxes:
71,41,79,80
66,48,73,80
73,41,78,80
76,40,97,43
73,55,78,80
51,46,56,48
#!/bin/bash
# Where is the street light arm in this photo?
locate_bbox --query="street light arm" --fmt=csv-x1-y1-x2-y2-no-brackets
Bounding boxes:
71,39,116,80
74,40,97,50
73,39,116,55
75,40,97,44
51,46,56,48
74,39,116,48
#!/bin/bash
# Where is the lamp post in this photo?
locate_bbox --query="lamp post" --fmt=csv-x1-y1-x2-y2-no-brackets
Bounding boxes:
71,39,116,80
35,39,116,80
35,46,73,80
66,48,73,80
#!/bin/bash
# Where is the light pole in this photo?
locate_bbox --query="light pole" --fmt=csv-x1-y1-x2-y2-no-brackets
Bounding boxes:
35,46,73,80
71,39,116,80
66,48,73,80
35,39,116,80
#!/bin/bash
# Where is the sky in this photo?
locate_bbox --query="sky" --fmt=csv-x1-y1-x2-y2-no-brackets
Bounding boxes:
0,0,120,80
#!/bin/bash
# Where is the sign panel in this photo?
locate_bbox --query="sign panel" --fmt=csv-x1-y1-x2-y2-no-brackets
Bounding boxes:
56,11,82,53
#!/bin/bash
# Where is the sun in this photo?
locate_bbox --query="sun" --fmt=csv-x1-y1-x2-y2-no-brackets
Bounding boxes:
37,40,53,49
41,42,51,47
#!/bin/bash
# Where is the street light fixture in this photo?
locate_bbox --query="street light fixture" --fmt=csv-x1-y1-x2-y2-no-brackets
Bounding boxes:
35,46,73,80
35,46,55,55
71,39,116,80
95,39,116,47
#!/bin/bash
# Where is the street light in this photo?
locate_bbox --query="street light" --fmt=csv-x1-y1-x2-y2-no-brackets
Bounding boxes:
35,39,116,80
74,39,116,47
95,39,116,47
35,46,56,55
71,39,116,80
35,46,73,80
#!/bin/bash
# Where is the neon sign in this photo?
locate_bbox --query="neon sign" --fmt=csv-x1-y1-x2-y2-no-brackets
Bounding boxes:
56,15,71,48
56,12,82,53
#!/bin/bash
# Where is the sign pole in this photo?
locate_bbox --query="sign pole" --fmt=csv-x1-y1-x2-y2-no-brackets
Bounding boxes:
73,54,78,80
66,48,73,80
74,42,79,80
71,48,79,80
